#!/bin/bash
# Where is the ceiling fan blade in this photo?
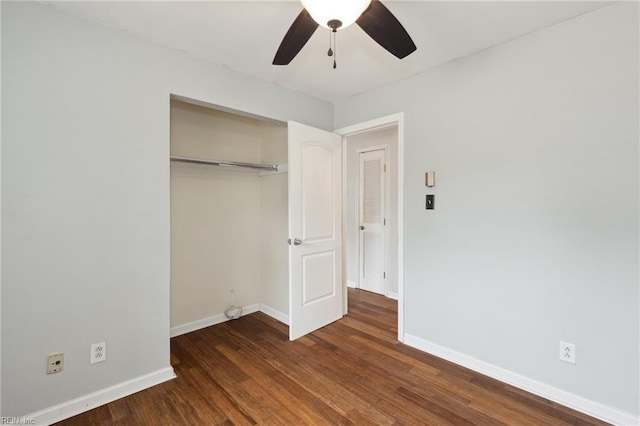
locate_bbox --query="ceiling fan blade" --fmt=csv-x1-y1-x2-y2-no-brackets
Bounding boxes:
356,0,416,59
273,9,319,65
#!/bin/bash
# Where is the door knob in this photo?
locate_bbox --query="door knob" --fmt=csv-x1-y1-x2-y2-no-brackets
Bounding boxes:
359,226,365,230
293,238,302,246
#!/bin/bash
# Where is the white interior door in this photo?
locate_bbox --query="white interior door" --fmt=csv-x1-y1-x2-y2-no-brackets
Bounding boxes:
288,121,343,340
358,149,386,295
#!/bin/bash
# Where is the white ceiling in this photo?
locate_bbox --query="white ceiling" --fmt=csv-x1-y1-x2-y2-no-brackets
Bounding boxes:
49,1,612,102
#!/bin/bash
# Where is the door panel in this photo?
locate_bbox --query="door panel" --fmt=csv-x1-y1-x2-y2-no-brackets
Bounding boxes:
289,121,343,340
302,251,336,305
302,145,334,241
359,149,386,295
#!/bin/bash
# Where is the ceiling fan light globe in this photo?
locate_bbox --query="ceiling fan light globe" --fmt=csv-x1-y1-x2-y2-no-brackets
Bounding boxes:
300,0,371,30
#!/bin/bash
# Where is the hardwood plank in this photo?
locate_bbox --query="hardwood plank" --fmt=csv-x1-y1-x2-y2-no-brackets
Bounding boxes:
56,289,610,425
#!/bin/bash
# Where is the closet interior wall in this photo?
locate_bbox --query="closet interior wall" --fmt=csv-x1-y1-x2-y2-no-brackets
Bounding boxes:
170,100,288,331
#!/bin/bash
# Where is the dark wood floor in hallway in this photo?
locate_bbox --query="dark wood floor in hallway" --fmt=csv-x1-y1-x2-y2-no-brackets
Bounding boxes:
58,289,608,425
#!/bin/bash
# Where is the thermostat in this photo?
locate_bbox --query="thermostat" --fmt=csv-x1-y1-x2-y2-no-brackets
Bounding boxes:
425,171,435,187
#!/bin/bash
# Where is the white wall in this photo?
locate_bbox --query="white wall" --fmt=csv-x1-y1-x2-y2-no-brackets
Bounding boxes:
345,128,398,295
336,2,639,418
1,2,332,417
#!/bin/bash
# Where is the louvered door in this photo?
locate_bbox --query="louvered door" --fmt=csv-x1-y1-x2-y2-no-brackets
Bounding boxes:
358,149,386,295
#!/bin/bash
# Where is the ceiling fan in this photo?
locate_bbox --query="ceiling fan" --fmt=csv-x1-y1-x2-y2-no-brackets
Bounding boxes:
273,0,416,68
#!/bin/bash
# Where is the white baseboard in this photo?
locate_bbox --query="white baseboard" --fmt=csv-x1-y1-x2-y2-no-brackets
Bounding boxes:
170,304,260,338
403,334,639,426
259,304,289,325
28,367,176,426
347,282,397,300
30,303,286,425
170,304,289,337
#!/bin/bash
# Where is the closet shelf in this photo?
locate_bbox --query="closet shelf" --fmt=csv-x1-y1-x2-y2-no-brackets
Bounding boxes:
170,155,280,172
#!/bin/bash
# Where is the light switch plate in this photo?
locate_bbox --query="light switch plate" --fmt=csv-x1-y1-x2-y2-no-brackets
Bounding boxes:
426,194,435,210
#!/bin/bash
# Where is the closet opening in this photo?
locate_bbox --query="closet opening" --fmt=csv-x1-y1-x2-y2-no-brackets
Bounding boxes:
169,98,290,338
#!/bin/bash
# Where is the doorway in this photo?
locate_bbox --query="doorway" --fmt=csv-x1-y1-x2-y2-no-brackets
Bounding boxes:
336,113,405,342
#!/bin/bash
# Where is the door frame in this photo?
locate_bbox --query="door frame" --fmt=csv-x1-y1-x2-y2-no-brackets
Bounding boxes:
356,145,389,295
335,113,405,343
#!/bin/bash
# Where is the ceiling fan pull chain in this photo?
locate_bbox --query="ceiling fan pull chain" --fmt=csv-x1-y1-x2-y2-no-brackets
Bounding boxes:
333,29,337,69
327,30,333,57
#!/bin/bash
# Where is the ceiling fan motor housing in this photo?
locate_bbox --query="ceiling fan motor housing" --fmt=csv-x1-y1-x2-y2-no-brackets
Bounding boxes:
327,19,342,31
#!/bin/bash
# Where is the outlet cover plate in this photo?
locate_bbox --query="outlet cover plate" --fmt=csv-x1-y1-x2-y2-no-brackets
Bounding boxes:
90,341,107,364
559,341,576,364
47,352,64,374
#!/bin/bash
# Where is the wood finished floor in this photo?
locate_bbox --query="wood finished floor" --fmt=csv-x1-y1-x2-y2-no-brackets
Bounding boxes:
58,289,609,425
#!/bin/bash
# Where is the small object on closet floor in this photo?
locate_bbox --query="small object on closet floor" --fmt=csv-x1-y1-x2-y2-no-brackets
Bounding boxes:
224,305,243,320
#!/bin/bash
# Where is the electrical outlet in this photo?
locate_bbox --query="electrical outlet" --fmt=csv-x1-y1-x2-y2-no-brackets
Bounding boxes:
47,352,64,374
90,341,107,364
559,341,576,364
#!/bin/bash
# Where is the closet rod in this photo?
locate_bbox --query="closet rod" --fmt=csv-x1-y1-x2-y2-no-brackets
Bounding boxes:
170,156,278,171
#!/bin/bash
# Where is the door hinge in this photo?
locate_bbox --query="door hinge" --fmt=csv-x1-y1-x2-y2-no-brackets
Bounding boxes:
384,164,387,172
383,272,386,279
384,218,386,226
